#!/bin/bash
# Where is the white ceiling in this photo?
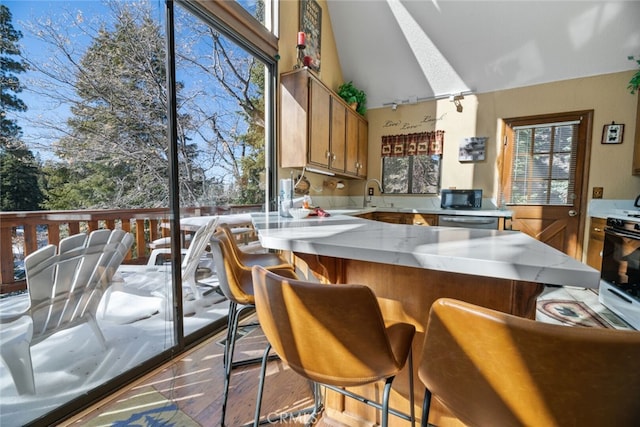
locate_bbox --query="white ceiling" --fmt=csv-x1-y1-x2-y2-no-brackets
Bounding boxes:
326,0,640,109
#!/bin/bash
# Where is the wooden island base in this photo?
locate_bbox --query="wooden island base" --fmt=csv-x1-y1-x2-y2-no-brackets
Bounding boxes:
291,252,545,427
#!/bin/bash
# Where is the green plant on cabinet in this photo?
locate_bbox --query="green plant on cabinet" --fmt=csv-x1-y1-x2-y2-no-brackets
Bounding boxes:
337,81,367,116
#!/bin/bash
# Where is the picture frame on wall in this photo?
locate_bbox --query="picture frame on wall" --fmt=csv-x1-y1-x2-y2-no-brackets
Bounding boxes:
601,123,624,144
459,137,487,162
300,0,322,72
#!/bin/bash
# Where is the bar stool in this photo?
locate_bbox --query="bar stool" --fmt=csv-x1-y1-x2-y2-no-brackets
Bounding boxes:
251,265,416,427
209,232,298,427
419,298,640,427
217,223,289,267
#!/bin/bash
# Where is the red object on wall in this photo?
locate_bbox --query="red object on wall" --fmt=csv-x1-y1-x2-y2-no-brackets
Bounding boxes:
297,31,306,47
303,56,313,67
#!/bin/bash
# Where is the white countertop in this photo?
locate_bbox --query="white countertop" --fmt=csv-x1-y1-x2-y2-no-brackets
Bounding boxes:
251,212,599,288
351,206,511,217
310,195,512,218
588,199,640,220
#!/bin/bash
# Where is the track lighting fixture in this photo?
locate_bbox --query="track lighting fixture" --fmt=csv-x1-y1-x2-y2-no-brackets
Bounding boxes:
449,94,464,113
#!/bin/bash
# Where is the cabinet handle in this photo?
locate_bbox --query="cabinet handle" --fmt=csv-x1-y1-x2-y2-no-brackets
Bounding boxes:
594,227,602,232
326,151,331,159
332,154,336,160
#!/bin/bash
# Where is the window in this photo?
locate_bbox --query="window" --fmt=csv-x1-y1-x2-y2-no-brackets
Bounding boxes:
382,155,441,194
380,131,444,194
2,1,276,425
174,4,269,207
509,121,579,205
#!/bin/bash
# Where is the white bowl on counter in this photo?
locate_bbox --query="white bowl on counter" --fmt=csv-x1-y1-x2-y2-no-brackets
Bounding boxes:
289,208,312,219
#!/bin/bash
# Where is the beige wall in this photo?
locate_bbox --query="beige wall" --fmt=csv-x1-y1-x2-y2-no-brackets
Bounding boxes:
277,0,345,195
279,0,343,94
367,71,640,202
277,3,640,203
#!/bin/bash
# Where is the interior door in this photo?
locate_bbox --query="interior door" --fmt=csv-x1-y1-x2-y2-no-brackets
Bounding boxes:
500,111,593,260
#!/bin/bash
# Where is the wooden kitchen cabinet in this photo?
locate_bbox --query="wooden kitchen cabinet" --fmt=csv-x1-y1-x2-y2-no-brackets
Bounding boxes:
358,119,368,177
633,94,640,175
372,212,407,224
345,109,368,177
358,212,437,225
280,68,367,178
411,213,438,226
586,217,606,270
307,78,333,169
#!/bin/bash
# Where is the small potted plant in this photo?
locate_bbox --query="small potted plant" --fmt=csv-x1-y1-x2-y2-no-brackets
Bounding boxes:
337,81,367,116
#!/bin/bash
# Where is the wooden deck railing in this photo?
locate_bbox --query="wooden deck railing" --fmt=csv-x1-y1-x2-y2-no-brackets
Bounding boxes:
0,204,262,294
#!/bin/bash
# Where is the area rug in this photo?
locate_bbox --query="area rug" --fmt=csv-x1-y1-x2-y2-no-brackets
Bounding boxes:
82,386,200,427
537,300,613,328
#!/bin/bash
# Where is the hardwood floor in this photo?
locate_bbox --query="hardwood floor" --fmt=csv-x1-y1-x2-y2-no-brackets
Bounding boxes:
62,318,353,427
61,285,622,427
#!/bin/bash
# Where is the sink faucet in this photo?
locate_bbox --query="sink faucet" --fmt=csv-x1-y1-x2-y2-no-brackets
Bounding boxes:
363,178,384,208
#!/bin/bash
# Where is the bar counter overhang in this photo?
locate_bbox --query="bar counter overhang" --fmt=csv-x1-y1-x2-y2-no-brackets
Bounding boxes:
250,211,600,426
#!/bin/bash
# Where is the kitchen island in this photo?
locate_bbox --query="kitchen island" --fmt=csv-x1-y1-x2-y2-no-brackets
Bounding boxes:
250,211,600,427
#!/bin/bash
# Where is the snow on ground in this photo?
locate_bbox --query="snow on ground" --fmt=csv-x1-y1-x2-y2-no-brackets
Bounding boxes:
0,274,229,427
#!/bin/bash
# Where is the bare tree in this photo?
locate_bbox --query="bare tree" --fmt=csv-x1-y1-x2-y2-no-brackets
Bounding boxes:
19,0,266,209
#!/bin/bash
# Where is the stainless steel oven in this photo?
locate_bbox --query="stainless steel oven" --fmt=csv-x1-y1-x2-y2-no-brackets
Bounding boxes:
598,216,640,329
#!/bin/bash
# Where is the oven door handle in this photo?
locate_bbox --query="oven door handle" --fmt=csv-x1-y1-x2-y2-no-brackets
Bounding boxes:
439,216,496,225
606,287,634,304
605,228,640,239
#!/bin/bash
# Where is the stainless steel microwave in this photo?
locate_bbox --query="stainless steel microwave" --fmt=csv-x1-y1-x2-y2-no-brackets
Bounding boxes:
440,189,482,209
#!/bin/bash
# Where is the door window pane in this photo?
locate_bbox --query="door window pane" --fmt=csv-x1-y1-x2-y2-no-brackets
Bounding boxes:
509,122,578,205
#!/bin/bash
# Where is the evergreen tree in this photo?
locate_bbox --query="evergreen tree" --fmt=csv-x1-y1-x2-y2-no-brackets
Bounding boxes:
0,4,28,147
0,147,44,211
0,4,44,211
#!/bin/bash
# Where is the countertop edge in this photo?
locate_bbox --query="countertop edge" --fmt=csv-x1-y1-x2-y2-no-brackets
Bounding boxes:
251,212,599,289
325,206,512,217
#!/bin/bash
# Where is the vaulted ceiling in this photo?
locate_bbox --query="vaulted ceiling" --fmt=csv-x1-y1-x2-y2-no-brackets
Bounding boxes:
326,0,640,109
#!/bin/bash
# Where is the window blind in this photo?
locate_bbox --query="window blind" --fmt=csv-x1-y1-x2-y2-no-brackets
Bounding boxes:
509,121,579,205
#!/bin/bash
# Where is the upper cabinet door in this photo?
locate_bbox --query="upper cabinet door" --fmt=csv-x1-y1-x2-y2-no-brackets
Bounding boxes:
308,78,331,168
330,98,346,172
632,94,640,175
357,119,368,178
345,110,359,176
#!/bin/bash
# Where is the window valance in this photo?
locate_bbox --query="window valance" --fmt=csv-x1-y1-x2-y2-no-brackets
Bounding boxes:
381,131,444,157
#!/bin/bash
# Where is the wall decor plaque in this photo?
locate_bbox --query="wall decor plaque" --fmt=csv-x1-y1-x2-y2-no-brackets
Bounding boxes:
459,137,487,162
601,123,624,144
300,0,322,72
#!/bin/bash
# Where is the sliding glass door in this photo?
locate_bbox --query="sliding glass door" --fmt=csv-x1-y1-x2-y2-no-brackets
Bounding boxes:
1,1,276,425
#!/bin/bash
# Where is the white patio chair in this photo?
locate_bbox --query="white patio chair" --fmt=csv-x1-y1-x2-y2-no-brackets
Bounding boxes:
0,228,133,395
146,216,221,315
